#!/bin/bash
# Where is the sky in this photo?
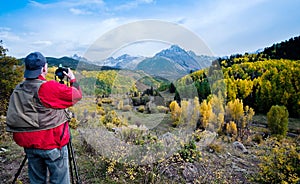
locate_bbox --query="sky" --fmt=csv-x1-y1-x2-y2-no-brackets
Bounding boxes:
0,0,300,60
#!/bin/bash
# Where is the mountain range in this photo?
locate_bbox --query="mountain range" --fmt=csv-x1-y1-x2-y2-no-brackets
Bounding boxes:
96,45,215,80
25,45,213,81
101,54,146,70
22,56,115,71
19,35,300,81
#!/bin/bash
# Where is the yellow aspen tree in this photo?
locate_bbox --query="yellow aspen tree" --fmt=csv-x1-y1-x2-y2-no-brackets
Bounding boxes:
180,100,190,124
191,97,200,126
242,105,255,129
225,78,238,101
199,99,212,129
225,99,244,137
217,112,225,133
208,94,225,131
226,98,244,122
169,101,182,126
236,79,253,99
226,121,237,137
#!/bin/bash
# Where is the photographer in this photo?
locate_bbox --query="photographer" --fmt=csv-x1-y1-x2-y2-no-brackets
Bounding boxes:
6,52,82,183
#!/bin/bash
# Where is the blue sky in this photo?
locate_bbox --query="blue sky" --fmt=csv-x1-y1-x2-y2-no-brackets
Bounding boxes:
0,0,299,59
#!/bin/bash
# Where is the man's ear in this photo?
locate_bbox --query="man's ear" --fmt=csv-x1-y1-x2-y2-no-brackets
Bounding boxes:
42,63,48,72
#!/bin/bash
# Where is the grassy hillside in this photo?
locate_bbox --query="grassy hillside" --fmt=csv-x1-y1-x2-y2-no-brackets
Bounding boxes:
78,69,169,96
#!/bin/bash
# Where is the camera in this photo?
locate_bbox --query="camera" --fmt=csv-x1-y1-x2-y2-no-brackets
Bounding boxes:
55,64,69,84
55,64,68,80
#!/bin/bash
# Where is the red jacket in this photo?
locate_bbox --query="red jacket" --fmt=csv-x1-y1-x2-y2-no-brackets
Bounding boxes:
13,75,82,149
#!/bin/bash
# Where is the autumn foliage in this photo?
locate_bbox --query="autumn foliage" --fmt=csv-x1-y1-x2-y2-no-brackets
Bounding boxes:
0,42,23,115
267,105,289,137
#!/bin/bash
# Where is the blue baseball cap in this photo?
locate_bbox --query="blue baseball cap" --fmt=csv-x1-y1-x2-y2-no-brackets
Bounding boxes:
24,52,47,78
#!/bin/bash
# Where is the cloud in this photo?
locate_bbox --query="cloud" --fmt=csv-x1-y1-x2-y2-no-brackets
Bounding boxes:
0,27,22,42
29,0,105,9
114,0,155,11
85,20,213,61
176,0,271,55
0,27,11,32
112,40,170,57
5,15,129,58
28,0,46,8
69,8,92,15
29,0,105,15
3,0,299,58
31,40,53,46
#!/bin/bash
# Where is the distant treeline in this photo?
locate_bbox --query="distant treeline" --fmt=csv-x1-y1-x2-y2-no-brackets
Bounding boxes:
19,56,117,71
263,35,300,60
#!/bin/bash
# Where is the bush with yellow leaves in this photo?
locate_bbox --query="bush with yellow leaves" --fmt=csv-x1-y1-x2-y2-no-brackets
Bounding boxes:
254,138,300,184
101,110,128,129
169,101,182,127
226,121,238,137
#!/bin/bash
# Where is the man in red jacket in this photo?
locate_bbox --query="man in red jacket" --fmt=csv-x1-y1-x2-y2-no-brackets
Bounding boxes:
6,52,82,184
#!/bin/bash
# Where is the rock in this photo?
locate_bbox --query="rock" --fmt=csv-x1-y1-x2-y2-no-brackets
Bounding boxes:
232,163,247,173
160,132,176,146
0,147,8,154
233,141,249,154
195,130,217,147
160,164,179,180
182,163,198,182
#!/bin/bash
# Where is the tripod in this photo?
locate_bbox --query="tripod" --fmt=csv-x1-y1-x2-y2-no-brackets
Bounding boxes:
67,131,81,184
12,136,81,184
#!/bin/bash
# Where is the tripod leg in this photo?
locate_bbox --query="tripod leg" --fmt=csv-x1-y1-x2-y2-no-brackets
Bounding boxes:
67,143,75,184
12,155,27,184
68,140,81,184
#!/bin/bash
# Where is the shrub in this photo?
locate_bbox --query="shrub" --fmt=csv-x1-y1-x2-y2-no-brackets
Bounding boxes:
131,96,150,106
102,98,113,104
0,116,10,142
119,127,146,144
267,105,289,137
226,121,237,137
252,134,263,144
106,122,116,131
192,129,208,142
255,138,300,183
141,96,150,105
69,117,79,129
122,105,132,111
207,142,224,153
137,106,145,113
178,140,201,163
96,106,106,115
172,120,182,127
101,110,127,128
0,43,23,115
131,97,140,106
157,106,169,114
169,101,182,123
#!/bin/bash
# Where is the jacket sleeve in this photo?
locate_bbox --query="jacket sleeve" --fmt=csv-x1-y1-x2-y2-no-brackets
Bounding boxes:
38,80,82,109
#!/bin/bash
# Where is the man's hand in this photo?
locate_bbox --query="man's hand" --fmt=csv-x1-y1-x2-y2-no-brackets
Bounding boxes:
63,68,75,80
